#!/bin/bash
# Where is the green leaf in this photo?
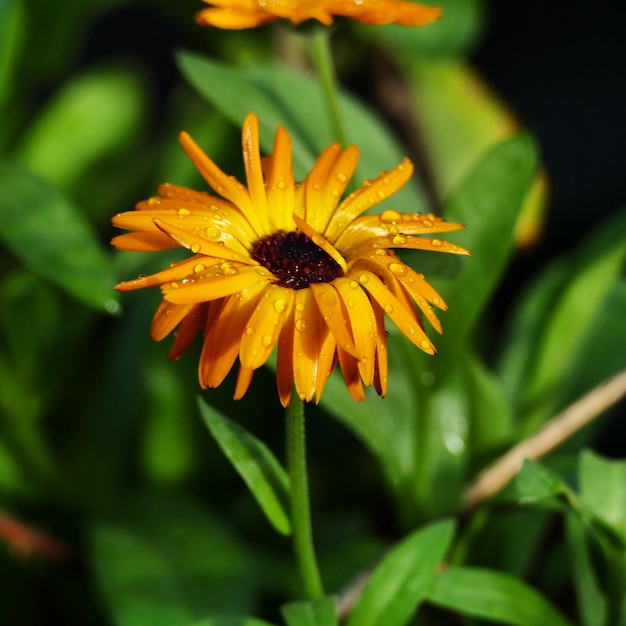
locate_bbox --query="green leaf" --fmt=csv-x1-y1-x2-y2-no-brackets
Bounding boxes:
197,397,291,535
427,567,574,626
346,519,455,626
516,459,571,505
281,596,338,626
565,513,606,626
439,133,538,341
0,160,116,310
16,65,147,190
176,51,428,214
189,618,277,626
89,493,256,626
521,209,626,431
579,450,626,539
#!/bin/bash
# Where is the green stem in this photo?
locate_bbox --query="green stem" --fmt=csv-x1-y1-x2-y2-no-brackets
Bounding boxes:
285,388,324,600
309,29,348,146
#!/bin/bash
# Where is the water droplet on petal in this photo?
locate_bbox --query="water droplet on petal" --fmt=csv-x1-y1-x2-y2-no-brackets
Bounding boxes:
262,334,273,347
392,235,406,245
205,228,221,241
349,280,359,289
295,319,307,332
336,172,347,182
296,303,305,313
381,210,400,223
384,303,393,313
245,327,255,336
431,239,442,247
190,242,201,253
389,262,407,276
420,339,432,350
273,298,287,313
278,180,287,190
194,263,206,273
148,197,161,206
178,208,191,217
423,219,433,227
165,308,174,316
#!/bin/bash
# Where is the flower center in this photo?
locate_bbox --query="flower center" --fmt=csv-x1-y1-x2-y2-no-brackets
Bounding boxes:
251,230,343,290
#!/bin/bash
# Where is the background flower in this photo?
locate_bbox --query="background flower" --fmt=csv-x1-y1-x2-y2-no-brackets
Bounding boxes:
195,0,443,29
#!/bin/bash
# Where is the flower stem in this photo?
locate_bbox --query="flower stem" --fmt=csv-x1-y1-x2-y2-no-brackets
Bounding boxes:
310,29,348,146
285,388,324,600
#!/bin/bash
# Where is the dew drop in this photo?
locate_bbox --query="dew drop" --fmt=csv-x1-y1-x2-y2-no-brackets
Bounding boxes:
388,225,399,235
451,245,459,252
349,280,359,289
347,300,355,308
384,303,393,313
433,297,441,306
377,190,386,199
392,235,406,245
420,339,432,350
422,219,433,228
358,274,369,284
190,242,201,253
245,327,255,336
205,228,221,241
262,334,273,347
431,239,443,247
194,263,206,274
375,248,386,256
295,319,307,332
296,303,305,312
165,308,174,316
389,262,407,276
336,172,347,183
177,208,191,217
381,209,400,223
170,282,179,289
148,197,161,206
273,298,287,313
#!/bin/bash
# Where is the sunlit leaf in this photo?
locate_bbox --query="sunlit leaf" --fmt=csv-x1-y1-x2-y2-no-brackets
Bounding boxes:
176,51,428,214
16,65,147,190
0,161,115,310
198,397,291,535
579,450,626,539
427,567,574,626
346,519,455,626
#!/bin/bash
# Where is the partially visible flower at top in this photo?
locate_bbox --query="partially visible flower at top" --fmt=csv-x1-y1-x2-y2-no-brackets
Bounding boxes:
195,0,443,29
112,113,468,406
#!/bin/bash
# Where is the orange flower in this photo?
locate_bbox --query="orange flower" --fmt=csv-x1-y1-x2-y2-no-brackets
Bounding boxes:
112,113,468,406
195,0,442,29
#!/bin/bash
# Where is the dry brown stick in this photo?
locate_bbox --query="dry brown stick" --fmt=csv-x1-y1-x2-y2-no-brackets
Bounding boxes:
461,368,626,512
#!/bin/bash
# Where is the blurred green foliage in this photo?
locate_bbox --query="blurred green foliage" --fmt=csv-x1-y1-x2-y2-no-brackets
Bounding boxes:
0,0,625,625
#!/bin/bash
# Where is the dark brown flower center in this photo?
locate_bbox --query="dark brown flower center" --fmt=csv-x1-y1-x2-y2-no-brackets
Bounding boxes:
251,230,343,290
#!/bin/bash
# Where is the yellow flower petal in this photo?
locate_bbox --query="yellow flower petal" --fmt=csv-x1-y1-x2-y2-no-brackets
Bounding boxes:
333,277,377,386
355,270,435,355
162,266,270,304
239,284,294,370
